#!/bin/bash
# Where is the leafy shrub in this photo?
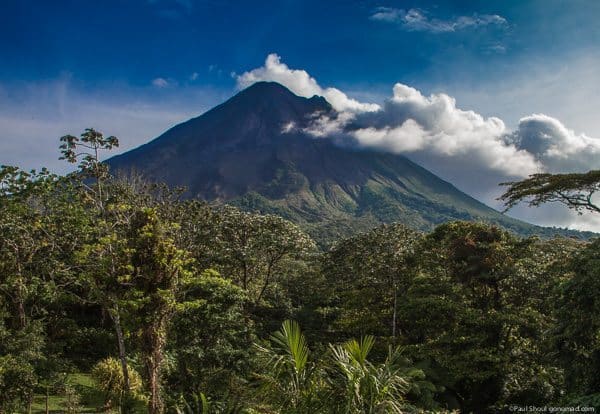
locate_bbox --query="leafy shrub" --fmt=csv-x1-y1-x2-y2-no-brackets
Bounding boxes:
91,357,144,410
0,355,37,412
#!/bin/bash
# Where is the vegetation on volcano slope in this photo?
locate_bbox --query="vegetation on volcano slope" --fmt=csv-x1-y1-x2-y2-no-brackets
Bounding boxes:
229,170,596,248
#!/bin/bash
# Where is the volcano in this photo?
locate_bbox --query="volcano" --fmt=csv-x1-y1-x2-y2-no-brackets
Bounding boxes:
107,82,589,244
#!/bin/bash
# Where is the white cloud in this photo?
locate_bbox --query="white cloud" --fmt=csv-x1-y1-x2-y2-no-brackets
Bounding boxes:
371,85,528,174
512,114,600,172
370,7,403,23
425,53,600,139
190,72,199,81
370,7,507,33
298,82,600,181
152,77,170,88
306,83,540,181
236,54,379,113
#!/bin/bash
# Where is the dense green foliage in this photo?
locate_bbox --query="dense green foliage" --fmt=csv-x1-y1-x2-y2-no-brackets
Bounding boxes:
0,130,598,413
91,358,144,410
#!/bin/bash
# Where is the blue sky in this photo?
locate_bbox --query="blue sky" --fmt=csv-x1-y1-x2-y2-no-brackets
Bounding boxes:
1,0,600,230
3,1,599,90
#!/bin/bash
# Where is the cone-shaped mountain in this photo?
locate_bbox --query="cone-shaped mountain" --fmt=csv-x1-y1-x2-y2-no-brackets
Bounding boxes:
107,82,591,244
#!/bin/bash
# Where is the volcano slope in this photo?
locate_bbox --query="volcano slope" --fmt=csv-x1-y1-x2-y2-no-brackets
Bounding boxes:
107,82,594,245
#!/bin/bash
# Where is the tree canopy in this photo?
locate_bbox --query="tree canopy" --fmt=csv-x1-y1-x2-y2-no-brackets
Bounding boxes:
0,130,598,413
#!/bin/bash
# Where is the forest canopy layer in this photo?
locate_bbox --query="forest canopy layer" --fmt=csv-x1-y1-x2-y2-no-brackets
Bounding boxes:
1,131,599,413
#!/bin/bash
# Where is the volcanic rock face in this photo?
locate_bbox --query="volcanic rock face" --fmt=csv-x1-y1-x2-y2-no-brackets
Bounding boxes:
108,81,587,244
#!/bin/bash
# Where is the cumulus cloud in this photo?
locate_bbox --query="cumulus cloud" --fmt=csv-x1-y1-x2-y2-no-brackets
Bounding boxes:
300,90,531,207
238,54,599,181
512,114,600,172
236,54,379,112
370,7,507,33
314,87,600,203
306,83,540,184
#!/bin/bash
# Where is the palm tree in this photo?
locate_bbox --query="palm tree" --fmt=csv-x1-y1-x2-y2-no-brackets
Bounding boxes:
329,336,418,413
253,320,328,413
254,321,427,413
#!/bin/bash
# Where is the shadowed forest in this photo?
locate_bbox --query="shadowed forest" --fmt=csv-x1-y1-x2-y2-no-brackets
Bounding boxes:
1,131,599,413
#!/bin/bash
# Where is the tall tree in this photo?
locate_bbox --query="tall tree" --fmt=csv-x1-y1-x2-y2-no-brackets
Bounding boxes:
213,207,316,305
554,238,600,397
127,207,195,414
322,223,420,340
58,129,138,400
166,270,250,406
0,166,73,412
0,166,58,329
59,128,118,210
400,221,558,411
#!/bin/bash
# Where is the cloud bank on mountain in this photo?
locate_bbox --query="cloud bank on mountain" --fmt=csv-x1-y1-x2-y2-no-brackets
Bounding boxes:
236,54,379,113
236,54,600,231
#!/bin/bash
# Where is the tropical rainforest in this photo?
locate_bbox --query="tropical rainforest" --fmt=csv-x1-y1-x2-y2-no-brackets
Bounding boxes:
1,130,599,413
